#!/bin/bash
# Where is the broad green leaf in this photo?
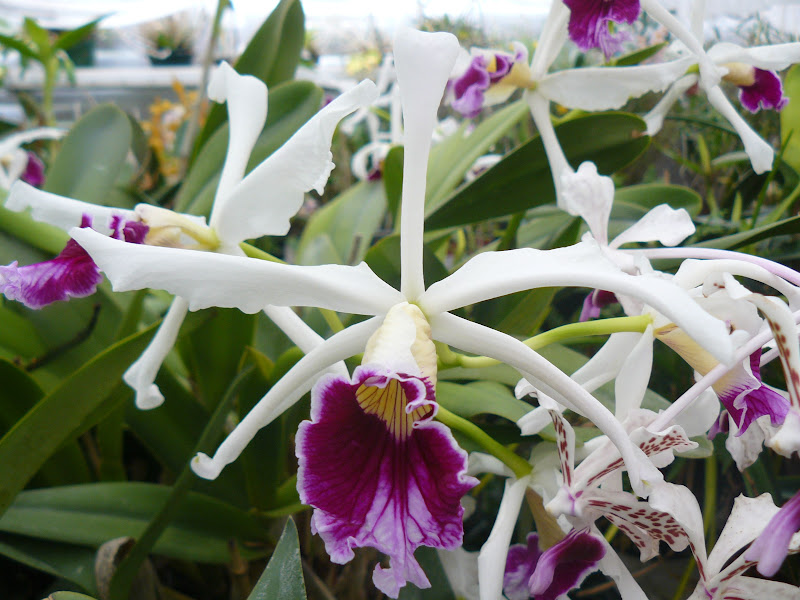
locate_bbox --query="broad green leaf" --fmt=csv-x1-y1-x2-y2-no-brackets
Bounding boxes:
0,533,97,594
0,483,269,563
247,518,306,600
192,0,305,156
383,145,404,221
0,303,46,357
0,33,38,59
0,323,158,516
781,64,800,173
296,180,387,265
611,42,668,67
45,104,132,205
437,381,533,422
176,80,322,214
426,99,529,214
364,235,449,291
692,214,800,250
426,112,650,229
23,18,51,55
613,184,703,219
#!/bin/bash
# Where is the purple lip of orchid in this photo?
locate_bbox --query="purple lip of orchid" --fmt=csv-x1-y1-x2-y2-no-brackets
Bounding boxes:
296,364,477,598
563,0,641,58
745,490,800,577
450,50,522,118
0,214,148,310
503,530,605,600
20,152,45,188
579,289,618,322
738,68,789,113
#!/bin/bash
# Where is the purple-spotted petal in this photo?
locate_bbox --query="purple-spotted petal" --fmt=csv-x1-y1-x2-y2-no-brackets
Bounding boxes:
21,152,45,187
504,533,544,600
739,68,789,113
563,0,641,57
296,365,477,598
527,529,605,600
745,490,800,577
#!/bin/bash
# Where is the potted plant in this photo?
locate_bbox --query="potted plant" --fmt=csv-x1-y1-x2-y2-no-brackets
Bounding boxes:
141,14,196,66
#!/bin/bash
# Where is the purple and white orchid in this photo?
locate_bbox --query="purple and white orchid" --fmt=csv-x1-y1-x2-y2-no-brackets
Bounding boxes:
563,0,641,57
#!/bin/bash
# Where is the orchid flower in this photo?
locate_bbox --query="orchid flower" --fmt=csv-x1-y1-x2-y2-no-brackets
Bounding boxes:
5,62,377,409
643,0,800,173
0,127,64,190
562,0,641,58
63,29,738,596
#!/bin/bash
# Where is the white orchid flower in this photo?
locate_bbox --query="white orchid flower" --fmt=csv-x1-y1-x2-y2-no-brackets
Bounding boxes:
6,61,377,409
0,127,64,190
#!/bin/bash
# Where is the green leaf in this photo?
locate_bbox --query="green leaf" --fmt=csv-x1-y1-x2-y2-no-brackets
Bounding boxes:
0,483,268,563
364,235,449,291
397,547,455,600
437,381,532,422
296,180,387,265
23,18,52,55
0,33,38,59
692,214,800,250
45,104,132,205
426,112,650,229
613,183,703,219
0,322,158,516
192,0,305,156
247,518,306,600
383,145,404,221
52,17,103,52
611,42,669,67
0,303,46,357
176,80,322,214
781,64,800,173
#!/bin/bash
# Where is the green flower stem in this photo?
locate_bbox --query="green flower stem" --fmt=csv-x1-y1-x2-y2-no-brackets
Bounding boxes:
441,315,652,369
703,456,718,546
239,242,346,333
435,405,532,479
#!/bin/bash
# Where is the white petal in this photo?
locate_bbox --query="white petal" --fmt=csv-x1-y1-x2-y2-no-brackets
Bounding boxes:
615,326,654,421
707,42,800,72
526,92,572,205
192,317,380,479
538,58,694,111
611,205,695,249
560,162,614,245
419,242,734,365
726,576,800,600
214,80,378,245
71,228,403,315
517,406,557,437
705,85,774,173
394,28,460,300
726,414,769,470
430,312,665,498
707,493,779,576
468,452,513,478
124,297,189,410
644,74,698,136
529,0,569,79
477,476,530,600
596,535,648,600
6,181,136,233
0,127,65,159
438,547,480,600
207,62,268,224
572,332,643,392
673,387,720,438
648,482,708,567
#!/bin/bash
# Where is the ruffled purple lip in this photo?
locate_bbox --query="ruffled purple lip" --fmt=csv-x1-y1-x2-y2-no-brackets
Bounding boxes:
563,0,641,58
450,48,524,118
0,214,148,309
296,365,477,598
504,531,605,600
739,68,789,113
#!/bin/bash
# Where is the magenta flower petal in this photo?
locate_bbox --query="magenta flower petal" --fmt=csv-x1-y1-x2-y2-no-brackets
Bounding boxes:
504,533,544,600
563,0,640,57
451,56,492,118
528,529,605,600
21,152,45,187
745,490,800,577
739,68,789,113
296,365,477,598
579,289,617,321
719,351,789,436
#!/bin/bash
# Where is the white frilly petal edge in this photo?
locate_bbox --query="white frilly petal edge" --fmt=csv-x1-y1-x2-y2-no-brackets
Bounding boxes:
207,61,268,224
611,205,696,248
124,297,189,410
537,57,694,112
215,79,379,245
192,317,381,479
477,476,530,600
419,241,735,365
707,42,800,72
71,228,404,316
6,181,136,233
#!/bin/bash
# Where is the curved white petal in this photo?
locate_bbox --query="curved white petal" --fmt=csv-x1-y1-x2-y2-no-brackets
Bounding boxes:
207,62,268,225
214,80,378,245
572,332,643,392
430,313,665,498
615,326,654,421
644,74,698,136
705,85,773,173
477,475,531,600
596,535,648,600
674,388,719,438
611,205,695,248
526,91,573,205
708,42,800,72
560,162,614,245
6,181,136,233
726,577,800,600
468,452,513,478
394,28,460,300
648,482,707,566
538,58,694,112
420,242,734,365
529,0,569,79
191,317,381,479
708,493,779,576
0,127,65,157
71,228,403,315
124,297,189,410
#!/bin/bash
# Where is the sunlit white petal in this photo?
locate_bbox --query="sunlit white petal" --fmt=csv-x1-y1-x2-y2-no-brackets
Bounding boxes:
610,205,695,248
707,42,800,72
